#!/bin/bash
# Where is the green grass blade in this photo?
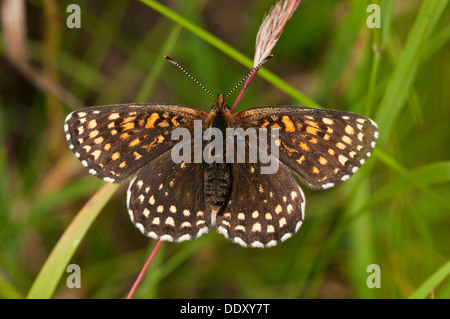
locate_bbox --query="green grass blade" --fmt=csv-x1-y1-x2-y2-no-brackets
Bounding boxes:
375,0,448,146
357,160,450,215
139,0,321,108
0,273,23,299
27,183,119,299
408,260,450,299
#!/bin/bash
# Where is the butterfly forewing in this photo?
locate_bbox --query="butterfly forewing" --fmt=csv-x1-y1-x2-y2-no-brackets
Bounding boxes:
127,150,211,242
64,103,207,183
216,161,305,248
234,106,378,190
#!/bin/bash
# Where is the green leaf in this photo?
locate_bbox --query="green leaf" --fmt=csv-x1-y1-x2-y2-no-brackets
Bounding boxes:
408,260,450,299
375,0,449,145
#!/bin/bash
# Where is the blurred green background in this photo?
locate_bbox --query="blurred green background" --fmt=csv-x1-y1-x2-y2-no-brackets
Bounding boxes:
0,0,449,299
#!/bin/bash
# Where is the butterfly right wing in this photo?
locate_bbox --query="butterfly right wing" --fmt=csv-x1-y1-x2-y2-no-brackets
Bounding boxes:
216,161,305,248
64,103,207,183
234,106,378,190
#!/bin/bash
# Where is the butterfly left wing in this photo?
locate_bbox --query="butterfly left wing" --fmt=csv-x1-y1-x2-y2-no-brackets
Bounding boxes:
127,149,211,242
64,103,207,183
234,106,378,190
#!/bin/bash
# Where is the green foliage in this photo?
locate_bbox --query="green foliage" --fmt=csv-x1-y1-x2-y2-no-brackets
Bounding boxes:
0,0,449,299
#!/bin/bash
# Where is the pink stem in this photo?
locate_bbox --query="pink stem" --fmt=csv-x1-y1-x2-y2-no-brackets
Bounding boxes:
230,67,260,114
126,240,163,299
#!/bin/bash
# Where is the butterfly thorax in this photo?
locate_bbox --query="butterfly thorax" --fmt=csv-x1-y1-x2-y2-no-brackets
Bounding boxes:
204,94,233,216
204,93,234,129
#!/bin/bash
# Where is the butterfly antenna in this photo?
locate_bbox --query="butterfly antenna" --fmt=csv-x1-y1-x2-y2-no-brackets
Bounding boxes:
164,55,216,103
225,54,273,102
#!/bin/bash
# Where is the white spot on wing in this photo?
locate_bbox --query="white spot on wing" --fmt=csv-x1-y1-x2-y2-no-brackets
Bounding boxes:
322,182,335,189
250,241,264,248
233,237,247,247
103,177,115,183
160,234,174,242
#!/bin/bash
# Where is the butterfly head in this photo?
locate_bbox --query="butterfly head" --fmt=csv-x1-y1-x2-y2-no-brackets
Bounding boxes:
205,94,234,129
211,93,230,112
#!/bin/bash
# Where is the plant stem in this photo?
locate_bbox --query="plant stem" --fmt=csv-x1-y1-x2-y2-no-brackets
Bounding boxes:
126,240,163,299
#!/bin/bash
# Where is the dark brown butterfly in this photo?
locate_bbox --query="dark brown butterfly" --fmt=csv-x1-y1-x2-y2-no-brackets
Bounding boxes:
64,59,378,248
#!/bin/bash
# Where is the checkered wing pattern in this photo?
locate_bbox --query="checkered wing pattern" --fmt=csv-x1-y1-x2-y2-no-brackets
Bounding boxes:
216,161,305,248
127,150,211,242
64,104,207,183
234,106,378,190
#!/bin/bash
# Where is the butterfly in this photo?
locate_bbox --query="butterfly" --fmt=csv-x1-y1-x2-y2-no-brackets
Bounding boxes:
64,90,378,248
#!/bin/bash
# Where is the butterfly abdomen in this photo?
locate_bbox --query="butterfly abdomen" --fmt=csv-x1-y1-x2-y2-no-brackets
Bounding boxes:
204,162,232,211
203,106,234,212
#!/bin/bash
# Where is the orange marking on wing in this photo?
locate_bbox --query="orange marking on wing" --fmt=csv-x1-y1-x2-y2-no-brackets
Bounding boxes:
261,119,270,128
312,166,320,174
120,132,131,140
282,116,295,132
306,126,319,136
318,156,328,165
299,142,310,151
112,152,120,161
122,116,136,123
171,116,180,127
119,161,126,168
141,136,160,150
281,141,298,154
145,113,160,128
122,122,135,131
133,151,142,160
129,138,140,147
158,120,170,128
297,155,306,165
305,120,320,128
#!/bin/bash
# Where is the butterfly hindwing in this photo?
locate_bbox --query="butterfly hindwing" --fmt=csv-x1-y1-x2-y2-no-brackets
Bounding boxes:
127,150,211,242
234,106,378,190
216,161,305,248
64,103,207,183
